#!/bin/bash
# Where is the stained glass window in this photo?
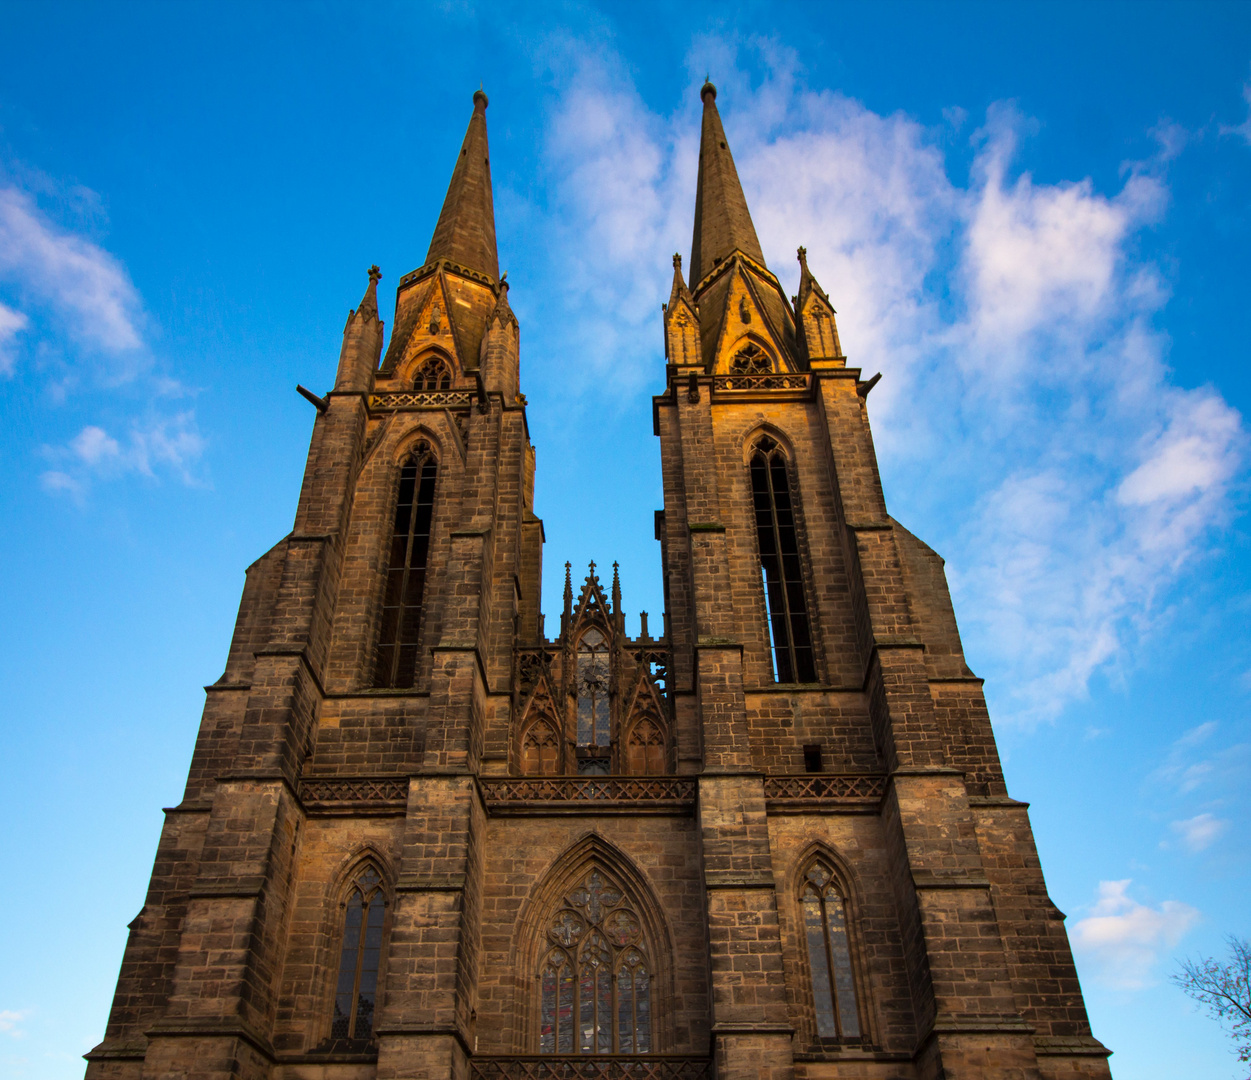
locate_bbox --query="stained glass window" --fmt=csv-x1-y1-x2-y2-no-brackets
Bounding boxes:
375,443,438,688
330,866,386,1043
576,629,610,748
801,860,860,1040
538,868,652,1054
751,436,817,683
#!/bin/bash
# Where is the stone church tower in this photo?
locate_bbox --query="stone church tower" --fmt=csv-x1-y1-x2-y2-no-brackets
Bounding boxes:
87,86,1112,1080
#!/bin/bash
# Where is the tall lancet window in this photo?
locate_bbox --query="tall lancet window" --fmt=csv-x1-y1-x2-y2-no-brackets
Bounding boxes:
331,865,386,1043
575,628,611,766
801,860,860,1041
750,435,817,683
539,869,652,1054
375,442,438,688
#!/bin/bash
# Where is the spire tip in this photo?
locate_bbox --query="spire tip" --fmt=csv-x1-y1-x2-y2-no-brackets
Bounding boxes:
700,80,717,103
473,88,489,111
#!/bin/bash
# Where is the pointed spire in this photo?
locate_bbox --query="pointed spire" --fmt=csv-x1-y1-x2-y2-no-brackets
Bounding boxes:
563,561,573,615
425,89,499,281
689,81,766,288
668,253,694,308
611,561,622,617
795,246,843,362
334,265,383,393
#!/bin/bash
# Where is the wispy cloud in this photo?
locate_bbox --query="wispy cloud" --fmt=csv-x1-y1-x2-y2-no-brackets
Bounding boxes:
1165,813,1229,853
1220,80,1251,145
0,173,206,495
524,36,1246,724
0,1009,28,1037
1071,879,1199,989
40,413,206,499
0,300,28,375
0,186,145,370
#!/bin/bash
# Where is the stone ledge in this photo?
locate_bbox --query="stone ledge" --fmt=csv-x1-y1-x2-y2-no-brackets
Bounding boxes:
911,869,992,890
187,876,266,899
396,873,466,892
704,870,776,889
1034,1034,1112,1057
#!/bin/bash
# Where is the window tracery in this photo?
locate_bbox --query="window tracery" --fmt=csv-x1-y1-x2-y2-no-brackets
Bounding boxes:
625,717,666,775
729,342,772,375
538,868,652,1054
800,859,860,1041
375,442,438,689
750,435,817,683
575,628,611,756
330,864,386,1044
412,355,452,391
521,717,561,775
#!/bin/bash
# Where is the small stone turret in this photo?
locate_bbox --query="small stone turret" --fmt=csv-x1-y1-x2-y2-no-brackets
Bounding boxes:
333,265,383,393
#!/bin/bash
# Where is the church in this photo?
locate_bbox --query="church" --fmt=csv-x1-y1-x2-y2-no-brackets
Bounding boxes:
86,85,1112,1080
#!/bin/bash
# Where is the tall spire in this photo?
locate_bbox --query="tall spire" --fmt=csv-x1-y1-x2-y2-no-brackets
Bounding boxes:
689,81,766,287
425,89,499,281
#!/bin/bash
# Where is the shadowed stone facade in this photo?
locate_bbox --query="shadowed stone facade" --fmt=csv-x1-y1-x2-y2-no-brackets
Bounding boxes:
87,84,1112,1080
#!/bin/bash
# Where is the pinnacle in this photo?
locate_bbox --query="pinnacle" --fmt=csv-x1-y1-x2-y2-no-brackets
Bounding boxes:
356,265,381,321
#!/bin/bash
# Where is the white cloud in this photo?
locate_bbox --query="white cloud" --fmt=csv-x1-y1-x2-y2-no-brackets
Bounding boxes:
0,186,146,369
0,1009,28,1037
0,301,27,375
1070,879,1199,989
41,412,206,496
1221,81,1251,145
1166,813,1229,853
524,38,1247,724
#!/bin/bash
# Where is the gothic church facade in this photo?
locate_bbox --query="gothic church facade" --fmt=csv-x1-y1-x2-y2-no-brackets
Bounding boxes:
87,85,1112,1080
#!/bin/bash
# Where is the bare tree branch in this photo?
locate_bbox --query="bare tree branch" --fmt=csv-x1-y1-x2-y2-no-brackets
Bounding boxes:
1173,936,1251,1074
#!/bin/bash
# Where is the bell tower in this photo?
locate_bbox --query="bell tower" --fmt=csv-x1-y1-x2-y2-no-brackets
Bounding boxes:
652,81,1111,1080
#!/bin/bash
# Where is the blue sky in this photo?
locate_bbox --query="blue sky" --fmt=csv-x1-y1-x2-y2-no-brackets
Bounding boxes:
1,2,1249,1077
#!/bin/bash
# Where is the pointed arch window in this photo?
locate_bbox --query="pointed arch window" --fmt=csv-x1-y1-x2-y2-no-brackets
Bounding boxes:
521,718,561,775
624,717,666,775
575,628,611,750
801,860,860,1041
375,442,438,689
750,435,817,683
331,865,386,1044
539,869,652,1054
729,342,773,375
413,355,452,390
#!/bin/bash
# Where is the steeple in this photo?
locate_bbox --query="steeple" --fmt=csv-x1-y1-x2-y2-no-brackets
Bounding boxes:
425,89,499,281
689,81,766,287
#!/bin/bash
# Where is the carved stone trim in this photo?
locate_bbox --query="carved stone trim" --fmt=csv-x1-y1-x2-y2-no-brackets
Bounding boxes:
371,391,474,410
762,774,886,811
299,777,410,810
469,1058,713,1080
479,776,696,815
712,373,810,393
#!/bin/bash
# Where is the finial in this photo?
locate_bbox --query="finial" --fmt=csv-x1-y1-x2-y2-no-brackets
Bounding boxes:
700,79,717,103
588,559,596,576
673,253,682,269
797,246,808,269
368,264,381,284
473,87,489,111
500,271,508,288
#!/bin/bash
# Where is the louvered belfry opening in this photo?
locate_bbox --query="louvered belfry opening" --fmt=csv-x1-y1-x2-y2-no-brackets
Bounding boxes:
375,442,438,688
750,435,816,684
